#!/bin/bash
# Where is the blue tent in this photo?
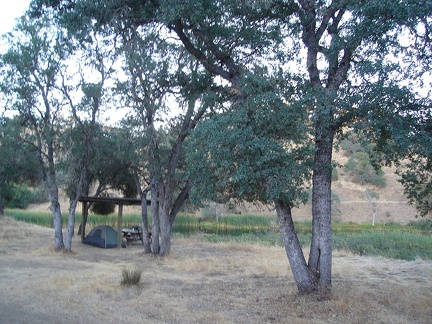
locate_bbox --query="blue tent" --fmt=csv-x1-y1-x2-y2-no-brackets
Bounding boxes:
82,225,126,248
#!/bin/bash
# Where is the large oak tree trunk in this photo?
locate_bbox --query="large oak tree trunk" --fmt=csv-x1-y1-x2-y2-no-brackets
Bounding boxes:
308,122,334,294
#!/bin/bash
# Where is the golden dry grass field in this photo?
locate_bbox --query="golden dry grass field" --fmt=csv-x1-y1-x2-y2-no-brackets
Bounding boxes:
0,217,431,324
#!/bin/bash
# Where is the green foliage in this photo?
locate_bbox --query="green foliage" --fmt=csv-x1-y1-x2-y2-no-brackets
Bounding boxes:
2,184,48,209
398,161,432,218
345,152,386,187
331,167,339,181
339,131,377,155
333,232,432,261
365,189,379,200
407,219,432,231
0,117,42,213
121,268,142,286
186,76,314,207
90,196,116,216
3,184,33,209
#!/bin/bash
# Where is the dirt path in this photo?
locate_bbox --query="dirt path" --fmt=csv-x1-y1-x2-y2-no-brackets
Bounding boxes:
0,217,431,323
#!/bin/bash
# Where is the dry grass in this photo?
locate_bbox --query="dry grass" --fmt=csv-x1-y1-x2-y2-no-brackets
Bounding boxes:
0,217,431,323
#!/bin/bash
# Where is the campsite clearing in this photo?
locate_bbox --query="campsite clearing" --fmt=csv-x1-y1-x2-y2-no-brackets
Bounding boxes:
0,217,431,323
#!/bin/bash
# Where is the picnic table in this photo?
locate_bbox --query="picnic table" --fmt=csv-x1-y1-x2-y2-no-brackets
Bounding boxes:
122,226,143,245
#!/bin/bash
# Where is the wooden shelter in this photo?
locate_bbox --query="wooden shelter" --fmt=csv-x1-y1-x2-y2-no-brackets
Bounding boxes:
79,196,150,248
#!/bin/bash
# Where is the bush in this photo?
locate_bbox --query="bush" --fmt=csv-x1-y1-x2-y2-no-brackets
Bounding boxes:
339,132,374,156
332,167,339,181
340,137,366,155
345,152,386,187
3,184,33,209
121,268,142,286
90,194,115,215
29,186,49,204
408,219,432,231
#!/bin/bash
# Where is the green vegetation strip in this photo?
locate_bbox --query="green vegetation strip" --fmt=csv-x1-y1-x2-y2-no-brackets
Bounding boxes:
5,209,431,261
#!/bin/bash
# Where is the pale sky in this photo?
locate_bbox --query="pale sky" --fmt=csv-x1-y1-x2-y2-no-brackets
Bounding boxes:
0,0,31,54
0,0,31,35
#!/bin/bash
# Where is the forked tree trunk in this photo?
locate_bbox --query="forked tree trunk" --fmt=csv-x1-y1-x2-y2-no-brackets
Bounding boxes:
64,196,79,252
275,200,318,294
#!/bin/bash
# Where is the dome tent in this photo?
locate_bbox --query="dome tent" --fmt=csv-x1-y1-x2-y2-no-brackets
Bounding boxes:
82,225,126,248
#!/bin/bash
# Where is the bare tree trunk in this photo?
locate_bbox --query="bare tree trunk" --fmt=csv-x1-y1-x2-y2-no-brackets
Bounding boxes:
133,171,152,253
150,176,160,254
51,199,64,251
64,194,80,252
47,173,64,251
365,190,378,226
0,193,4,219
159,207,172,256
275,200,318,294
140,189,152,253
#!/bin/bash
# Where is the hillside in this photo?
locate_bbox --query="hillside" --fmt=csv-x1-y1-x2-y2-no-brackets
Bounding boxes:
219,149,419,225
27,150,420,225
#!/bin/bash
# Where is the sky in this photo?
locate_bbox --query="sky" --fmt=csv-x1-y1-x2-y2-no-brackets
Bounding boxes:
0,0,31,36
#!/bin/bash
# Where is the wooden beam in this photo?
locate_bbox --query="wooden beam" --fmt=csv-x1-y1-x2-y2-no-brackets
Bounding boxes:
78,196,148,206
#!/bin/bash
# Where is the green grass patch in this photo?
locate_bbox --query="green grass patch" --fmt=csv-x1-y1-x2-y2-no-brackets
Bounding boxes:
333,232,432,261
5,208,431,261
4,209,144,228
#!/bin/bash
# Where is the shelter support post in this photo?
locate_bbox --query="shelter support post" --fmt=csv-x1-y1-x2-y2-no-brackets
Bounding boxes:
81,201,88,242
117,204,123,249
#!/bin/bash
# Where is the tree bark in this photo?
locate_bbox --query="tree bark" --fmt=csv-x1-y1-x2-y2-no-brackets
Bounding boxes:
308,122,334,295
64,197,79,252
275,199,318,294
140,189,152,253
47,170,64,251
150,175,160,254
0,193,4,219
159,207,172,256
51,198,64,251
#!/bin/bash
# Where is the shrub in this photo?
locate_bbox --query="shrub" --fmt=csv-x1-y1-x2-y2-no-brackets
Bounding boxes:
3,184,33,209
29,186,49,204
345,152,386,187
340,137,366,155
332,167,339,181
90,194,115,215
121,268,142,286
